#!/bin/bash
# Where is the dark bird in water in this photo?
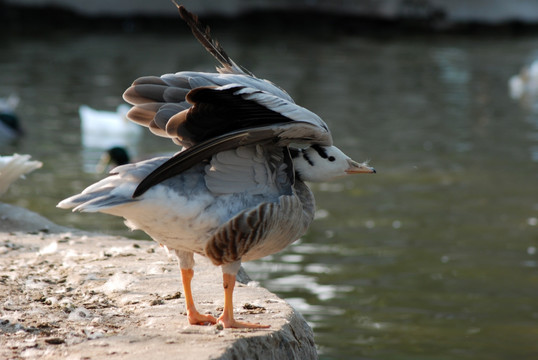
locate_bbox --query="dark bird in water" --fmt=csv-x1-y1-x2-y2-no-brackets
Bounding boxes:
0,95,23,142
96,146,131,173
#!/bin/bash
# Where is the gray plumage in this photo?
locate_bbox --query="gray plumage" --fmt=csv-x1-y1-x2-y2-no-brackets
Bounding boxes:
59,146,314,273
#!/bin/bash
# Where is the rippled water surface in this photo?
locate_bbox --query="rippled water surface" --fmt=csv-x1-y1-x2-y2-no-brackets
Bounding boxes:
1,25,537,359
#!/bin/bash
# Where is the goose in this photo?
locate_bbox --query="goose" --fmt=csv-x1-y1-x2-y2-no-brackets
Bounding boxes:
58,4,375,329
0,154,42,196
0,94,23,142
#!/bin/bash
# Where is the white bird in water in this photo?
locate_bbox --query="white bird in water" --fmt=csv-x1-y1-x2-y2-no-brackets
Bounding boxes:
79,104,142,149
509,60,538,105
58,3,375,329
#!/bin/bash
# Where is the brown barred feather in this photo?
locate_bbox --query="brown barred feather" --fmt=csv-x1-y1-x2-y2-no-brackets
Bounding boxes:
205,189,313,266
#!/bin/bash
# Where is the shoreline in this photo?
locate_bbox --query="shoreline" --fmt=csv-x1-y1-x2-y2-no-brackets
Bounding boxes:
0,203,317,359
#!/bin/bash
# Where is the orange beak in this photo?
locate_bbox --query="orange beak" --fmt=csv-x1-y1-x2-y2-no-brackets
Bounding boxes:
346,159,376,174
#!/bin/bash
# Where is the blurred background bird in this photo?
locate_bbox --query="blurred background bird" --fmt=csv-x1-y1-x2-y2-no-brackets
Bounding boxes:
0,94,23,142
79,104,142,149
0,154,42,196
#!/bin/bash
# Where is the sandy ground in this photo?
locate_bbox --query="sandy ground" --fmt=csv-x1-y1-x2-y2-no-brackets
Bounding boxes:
0,203,317,359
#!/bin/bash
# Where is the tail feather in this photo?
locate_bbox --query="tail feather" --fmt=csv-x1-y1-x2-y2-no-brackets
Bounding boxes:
75,195,135,213
58,157,167,212
58,183,137,213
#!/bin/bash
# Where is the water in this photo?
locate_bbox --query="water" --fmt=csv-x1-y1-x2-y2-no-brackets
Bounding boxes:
1,26,538,360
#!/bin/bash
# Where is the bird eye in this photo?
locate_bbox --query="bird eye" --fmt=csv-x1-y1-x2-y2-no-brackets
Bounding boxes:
328,156,335,162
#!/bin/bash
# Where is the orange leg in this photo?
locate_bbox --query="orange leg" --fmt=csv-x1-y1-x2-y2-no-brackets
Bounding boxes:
180,268,217,325
217,273,270,329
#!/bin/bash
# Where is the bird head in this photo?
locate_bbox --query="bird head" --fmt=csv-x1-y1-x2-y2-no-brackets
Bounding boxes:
291,145,375,182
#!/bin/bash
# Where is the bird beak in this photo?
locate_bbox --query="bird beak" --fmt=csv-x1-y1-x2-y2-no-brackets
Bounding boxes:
346,159,376,174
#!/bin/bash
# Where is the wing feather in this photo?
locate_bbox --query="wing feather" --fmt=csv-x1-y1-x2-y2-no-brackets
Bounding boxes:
121,5,334,197
175,2,251,76
132,118,328,198
204,145,286,195
122,72,297,145
165,85,331,146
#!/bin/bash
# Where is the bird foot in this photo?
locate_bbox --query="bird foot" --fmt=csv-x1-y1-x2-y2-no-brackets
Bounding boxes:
217,316,270,329
187,311,217,326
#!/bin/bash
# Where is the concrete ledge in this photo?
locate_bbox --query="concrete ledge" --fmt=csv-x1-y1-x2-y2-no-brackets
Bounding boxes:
0,203,317,359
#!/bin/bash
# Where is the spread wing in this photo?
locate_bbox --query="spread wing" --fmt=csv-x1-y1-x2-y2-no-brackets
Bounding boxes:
132,86,331,197
123,73,299,147
123,4,333,197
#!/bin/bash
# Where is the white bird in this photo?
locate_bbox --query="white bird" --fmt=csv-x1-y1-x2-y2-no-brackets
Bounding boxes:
0,94,23,142
79,104,142,149
58,4,375,329
0,154,42,196
509,60,538,100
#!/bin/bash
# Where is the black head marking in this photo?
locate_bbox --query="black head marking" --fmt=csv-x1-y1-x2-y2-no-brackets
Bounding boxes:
302,149,314,166
311,144,335,162
311,144,327,158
